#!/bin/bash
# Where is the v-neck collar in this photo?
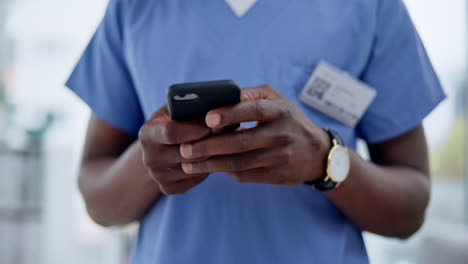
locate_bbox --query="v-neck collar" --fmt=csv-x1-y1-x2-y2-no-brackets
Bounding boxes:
225,0,259,17
198,0,292,50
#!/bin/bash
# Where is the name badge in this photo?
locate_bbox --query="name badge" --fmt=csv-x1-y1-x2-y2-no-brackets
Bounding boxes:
299,61,377,127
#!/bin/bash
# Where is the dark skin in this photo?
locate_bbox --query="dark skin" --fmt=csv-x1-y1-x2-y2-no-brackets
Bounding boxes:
79,84,430,239
78,119,159,226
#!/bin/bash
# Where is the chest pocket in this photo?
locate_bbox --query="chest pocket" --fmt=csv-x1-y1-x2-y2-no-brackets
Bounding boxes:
260,55,355,146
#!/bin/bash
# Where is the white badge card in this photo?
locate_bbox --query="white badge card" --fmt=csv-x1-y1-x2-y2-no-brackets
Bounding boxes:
299,61,377,127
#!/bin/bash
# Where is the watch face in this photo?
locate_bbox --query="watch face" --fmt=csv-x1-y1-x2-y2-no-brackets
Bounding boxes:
329,146,350,182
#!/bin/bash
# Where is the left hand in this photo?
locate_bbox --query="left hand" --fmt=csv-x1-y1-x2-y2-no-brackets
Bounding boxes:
179,84,331,186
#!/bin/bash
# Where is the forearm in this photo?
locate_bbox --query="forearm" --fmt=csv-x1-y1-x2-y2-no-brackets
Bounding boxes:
79,141,161,227
326,150,430,239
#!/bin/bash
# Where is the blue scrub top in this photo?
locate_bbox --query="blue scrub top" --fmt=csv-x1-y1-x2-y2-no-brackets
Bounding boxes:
66,0,445,263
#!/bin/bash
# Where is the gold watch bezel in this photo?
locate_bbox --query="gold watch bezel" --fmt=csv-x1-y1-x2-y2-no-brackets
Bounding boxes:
323,138,350,185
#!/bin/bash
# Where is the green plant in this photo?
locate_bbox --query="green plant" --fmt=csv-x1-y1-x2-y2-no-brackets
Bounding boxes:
0,83,6,105
430,118,466,180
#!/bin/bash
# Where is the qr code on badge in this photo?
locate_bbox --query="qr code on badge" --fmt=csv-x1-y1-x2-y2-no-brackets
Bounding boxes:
307,77,331,100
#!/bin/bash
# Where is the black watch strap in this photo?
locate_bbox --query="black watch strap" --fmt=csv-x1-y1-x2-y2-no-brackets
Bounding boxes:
326,128,343,146
309,177,340,191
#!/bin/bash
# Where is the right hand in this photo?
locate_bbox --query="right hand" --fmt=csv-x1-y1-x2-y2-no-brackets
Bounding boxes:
139,106,212,195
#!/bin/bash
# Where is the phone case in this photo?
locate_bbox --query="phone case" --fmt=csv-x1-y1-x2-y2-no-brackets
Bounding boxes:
167,80,241,126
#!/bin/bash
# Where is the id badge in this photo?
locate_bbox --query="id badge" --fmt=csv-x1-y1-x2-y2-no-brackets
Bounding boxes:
299,61,377,127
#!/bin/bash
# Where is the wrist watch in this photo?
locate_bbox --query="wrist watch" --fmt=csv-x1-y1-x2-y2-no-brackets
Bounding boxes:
305,128,351,191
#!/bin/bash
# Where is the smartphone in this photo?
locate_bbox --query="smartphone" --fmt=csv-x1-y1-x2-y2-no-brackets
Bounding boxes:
167,80,241,130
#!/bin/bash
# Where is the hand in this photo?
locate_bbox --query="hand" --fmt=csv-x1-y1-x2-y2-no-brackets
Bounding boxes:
139,106,212,195
179,84,331,186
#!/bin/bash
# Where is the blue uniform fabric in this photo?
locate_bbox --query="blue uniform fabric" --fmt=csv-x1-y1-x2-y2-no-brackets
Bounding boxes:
66,0,445,263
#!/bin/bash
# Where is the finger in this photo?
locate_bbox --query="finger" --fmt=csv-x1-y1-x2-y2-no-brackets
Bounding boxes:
230,167,297,186
205,99,284,129
153,165,208,184
140,119,211,145
236,126,250,131
204,84,283,128
160,175,208,195
143,144,209,169
181,148,283,174
240,85,283,102
228,167,273,184
140,105,212,145
211,127,224,134
143,145,184,167
180,125,278,159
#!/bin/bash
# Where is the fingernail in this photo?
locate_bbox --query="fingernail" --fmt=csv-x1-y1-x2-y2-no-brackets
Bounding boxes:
180,144,193,158
206,113,221,127
182,163,193,173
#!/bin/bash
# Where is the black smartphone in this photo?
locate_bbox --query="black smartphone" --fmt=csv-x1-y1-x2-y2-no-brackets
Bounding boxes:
167,80,241,130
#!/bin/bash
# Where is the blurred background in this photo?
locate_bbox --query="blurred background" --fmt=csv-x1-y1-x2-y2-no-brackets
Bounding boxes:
0,0,466,263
